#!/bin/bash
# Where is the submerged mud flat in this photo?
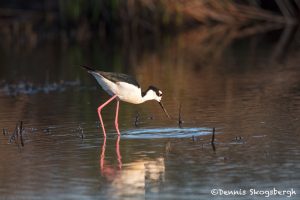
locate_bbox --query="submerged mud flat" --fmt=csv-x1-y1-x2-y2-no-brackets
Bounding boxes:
0,80,82,96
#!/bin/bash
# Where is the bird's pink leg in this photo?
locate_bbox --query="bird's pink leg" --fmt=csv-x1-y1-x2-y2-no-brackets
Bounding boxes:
97,95,117,137
100,136,106,176
116,135,122,169
115,100,120,135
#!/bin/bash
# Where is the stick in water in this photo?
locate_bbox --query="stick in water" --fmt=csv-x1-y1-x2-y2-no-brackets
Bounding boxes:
134,112,139,127
211,127,216,152
178,103,183,128
19,121,24,147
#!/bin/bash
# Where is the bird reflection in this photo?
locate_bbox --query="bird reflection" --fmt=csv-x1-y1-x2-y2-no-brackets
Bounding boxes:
99,136,166,197
100,136,122,179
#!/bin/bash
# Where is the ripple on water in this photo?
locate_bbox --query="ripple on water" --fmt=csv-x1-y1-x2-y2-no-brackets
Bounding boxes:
121,127,214,139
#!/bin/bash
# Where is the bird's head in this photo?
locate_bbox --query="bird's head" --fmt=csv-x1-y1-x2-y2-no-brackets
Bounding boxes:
144,86,163,102
144,86,170,119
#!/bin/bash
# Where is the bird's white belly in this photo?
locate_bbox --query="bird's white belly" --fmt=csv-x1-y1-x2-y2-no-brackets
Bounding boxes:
115,82,143,104
92,73,143,104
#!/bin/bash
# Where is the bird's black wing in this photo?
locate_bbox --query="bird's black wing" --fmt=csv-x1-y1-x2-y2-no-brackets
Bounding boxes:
99,71,140,88
81,66,140,88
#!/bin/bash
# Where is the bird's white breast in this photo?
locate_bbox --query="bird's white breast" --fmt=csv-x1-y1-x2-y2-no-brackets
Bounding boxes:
115,82,143,104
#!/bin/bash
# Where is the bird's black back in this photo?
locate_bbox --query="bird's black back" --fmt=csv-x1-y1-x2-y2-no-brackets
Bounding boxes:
99,71,140,88
81,66,140,88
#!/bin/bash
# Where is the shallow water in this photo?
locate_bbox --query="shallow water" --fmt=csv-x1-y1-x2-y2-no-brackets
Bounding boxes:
0,26,300,199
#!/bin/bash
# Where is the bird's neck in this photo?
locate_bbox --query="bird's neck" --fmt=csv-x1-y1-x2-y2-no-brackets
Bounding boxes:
140,90,155,103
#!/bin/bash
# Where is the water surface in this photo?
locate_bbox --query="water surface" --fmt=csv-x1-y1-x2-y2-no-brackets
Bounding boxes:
0,26,300,199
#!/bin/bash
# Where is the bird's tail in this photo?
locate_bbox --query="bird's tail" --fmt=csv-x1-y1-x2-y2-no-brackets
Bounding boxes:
81,66,95,73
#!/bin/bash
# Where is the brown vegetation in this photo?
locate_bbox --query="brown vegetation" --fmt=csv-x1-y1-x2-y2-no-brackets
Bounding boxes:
0,0,298,46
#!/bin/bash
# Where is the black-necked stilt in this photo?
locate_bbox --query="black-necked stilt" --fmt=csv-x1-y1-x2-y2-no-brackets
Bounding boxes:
82,66,170,136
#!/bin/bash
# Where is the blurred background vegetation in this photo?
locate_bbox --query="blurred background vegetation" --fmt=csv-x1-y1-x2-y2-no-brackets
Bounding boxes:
0,0,299,46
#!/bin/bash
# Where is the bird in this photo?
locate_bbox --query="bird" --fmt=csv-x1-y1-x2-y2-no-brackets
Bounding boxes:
81,66,170,137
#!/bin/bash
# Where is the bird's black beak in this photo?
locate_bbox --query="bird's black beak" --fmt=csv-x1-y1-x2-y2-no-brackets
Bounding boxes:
159,101,171,119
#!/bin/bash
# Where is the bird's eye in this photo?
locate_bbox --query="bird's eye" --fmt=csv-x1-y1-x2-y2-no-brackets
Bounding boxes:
158,91,163,97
